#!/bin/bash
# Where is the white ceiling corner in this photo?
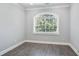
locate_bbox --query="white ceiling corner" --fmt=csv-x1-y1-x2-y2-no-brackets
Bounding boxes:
19,3,71,10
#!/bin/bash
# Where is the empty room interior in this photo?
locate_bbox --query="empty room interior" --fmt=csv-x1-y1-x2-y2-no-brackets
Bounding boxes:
0,3,79,56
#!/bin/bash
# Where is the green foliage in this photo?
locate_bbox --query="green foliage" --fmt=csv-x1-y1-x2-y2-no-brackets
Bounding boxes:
35,15,57,32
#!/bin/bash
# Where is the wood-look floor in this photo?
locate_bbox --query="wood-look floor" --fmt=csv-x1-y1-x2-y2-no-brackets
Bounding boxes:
3,42,77,56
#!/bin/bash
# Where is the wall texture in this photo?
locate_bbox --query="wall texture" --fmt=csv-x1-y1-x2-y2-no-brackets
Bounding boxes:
70,3,79,51
0,4,25,52
25,7,70,43
0,4,71,53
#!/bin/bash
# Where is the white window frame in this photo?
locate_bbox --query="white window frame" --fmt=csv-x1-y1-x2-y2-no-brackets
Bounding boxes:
33,12,59,35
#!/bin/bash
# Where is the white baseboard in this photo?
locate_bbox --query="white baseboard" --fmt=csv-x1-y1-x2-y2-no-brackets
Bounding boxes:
69,44,79,56
0,40,79,56
0,40,25,56
25,40,70,45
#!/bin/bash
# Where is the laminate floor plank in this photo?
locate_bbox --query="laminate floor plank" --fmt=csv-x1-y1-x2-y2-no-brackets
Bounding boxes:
3,42,77,56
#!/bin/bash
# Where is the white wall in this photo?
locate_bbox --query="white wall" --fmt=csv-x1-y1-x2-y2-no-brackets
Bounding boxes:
25,7,70,43
0,4,25,52
0,3,72,53
70,4,79,51
1,3,79,54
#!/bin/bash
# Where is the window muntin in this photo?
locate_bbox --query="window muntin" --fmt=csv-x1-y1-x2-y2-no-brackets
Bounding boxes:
33,13,59,34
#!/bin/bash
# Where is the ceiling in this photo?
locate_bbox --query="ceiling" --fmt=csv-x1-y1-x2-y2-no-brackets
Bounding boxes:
20,3,71,9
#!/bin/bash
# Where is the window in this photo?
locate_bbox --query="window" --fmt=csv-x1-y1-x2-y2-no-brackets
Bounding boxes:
33,13,59,35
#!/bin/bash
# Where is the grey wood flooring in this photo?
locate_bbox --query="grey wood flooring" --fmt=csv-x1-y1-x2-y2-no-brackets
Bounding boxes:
3,42,77,56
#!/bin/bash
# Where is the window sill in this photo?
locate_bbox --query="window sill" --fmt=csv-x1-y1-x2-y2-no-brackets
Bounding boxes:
33,32,59,36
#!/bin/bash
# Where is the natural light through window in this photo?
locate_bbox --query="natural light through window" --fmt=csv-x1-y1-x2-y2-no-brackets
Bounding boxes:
33,13,59,35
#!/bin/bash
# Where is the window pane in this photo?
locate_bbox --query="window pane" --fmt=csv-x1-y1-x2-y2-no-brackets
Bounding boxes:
45,15,57,32
34,13,58,32
35,16,45,32
50,18,57,32
45,19,50,32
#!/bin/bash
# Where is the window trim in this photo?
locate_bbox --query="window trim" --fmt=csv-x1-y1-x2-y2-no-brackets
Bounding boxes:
33,12,59,35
